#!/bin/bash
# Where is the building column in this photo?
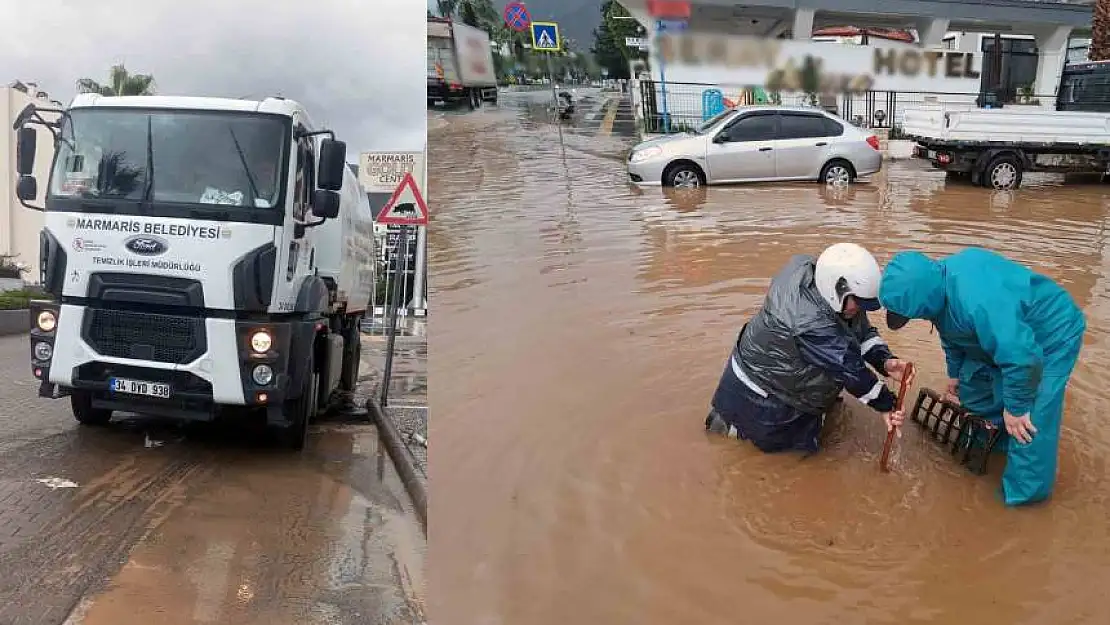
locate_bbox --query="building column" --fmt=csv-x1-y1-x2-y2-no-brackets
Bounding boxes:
792,8,814,41
1030,25,1073,103
915,17,950,48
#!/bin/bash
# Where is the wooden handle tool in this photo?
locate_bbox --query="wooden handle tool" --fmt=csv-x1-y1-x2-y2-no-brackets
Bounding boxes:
880,362,915,473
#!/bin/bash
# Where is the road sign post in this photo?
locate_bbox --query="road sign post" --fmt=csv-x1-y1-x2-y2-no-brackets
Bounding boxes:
530,21,563,125
648,1,689,135
380,225,408,409
376,172,429,407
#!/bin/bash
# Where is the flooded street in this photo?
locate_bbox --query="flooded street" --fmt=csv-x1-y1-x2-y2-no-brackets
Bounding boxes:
429,89,1110,624
0,334,424,625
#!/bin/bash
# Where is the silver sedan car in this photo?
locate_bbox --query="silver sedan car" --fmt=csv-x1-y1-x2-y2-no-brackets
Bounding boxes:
627,106,883,188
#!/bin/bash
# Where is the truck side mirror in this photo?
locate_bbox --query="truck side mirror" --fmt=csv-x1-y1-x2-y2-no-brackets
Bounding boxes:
16,127,37,175
312,189,340,219
317,138,347,191
16,176,38,202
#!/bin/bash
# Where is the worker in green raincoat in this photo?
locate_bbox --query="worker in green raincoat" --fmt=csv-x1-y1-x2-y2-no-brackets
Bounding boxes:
879,248,1086,506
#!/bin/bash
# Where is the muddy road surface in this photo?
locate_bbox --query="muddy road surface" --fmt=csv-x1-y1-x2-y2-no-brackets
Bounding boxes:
0,334,424,625
429,91,1110,624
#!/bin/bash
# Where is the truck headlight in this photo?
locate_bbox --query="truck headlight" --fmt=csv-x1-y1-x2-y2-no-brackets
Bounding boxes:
629,147,662,163
252,364,274,386
36,310,57,332
33,341,53,361
249,330,272,353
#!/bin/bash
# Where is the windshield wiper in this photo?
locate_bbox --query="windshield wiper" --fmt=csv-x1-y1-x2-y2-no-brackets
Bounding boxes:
142,116,154,203
227,126,260,207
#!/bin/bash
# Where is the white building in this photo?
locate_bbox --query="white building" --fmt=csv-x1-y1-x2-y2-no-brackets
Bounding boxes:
2,81,57,284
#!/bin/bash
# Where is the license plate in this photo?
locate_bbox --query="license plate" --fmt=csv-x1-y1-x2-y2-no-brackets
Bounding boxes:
109,377,172,399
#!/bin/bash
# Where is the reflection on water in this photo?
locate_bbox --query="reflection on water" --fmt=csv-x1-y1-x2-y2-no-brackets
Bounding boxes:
428,103,1110,625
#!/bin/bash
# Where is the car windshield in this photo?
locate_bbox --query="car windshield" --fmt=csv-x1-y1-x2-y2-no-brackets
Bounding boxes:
694,109,736,134
48,108,287,209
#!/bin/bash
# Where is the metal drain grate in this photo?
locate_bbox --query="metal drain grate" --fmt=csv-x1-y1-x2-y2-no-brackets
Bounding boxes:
910,388,1003,475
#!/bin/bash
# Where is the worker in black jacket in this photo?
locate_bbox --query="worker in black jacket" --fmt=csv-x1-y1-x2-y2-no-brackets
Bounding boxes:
706,243,908,453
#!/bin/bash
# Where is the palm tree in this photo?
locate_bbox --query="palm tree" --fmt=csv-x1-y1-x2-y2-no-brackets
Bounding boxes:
1094,0,1110,61
76,64,156,96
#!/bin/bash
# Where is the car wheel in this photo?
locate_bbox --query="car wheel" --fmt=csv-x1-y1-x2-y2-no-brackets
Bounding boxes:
664,163,704,188
985,155,1022,190
820,160,854,186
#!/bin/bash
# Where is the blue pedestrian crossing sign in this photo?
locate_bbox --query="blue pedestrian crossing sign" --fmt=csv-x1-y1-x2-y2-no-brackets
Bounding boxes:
531,21,561,52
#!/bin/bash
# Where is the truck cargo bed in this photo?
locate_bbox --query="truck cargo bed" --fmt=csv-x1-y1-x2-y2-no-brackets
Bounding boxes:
902,106,1110,147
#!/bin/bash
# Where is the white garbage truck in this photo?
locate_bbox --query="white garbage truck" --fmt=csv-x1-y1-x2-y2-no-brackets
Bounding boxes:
12,94,375,449
427,16,498,109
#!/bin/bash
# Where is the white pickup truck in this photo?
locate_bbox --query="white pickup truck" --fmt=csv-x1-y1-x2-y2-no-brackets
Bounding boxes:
13,93,375,449
901,105,1110,189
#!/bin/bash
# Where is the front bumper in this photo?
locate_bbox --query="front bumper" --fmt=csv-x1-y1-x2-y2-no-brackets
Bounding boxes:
627,157,668,185
30,301,299,421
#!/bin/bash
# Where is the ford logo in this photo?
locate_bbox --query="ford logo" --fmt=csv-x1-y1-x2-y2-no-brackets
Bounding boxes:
124,236,168,256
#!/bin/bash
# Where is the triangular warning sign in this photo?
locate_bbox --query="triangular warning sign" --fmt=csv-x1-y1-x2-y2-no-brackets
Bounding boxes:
377,172,428,226
537,30,555,49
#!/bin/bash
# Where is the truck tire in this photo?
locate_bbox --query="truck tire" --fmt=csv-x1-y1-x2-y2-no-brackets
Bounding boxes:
985,155,1022,190
281,343,319,450
71,390,113,426
340,318,362,393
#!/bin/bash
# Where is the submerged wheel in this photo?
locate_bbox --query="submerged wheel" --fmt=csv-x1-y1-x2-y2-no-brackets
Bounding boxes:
663,162,705,188
985,155,1022,190
280,344,319,450
820,159,855,185
71,390,113,426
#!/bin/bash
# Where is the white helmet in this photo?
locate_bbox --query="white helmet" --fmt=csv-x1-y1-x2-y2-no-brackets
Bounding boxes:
814,243,882,313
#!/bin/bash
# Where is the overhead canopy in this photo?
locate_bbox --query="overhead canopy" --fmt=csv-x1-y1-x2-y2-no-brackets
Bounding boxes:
618,0,1093,39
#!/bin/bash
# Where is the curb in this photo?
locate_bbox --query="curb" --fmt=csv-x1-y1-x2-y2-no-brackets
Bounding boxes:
0,309,29,337
367,397,427,531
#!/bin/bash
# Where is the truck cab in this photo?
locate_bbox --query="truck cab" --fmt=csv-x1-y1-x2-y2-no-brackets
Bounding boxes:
13,94,375,449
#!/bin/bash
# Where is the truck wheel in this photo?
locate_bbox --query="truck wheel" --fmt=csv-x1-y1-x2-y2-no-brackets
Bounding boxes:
985,155,1022,190
71,390,113,426
281,345,319,450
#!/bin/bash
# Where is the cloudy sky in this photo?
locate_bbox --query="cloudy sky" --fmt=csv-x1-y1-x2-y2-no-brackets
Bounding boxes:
1,0,426,154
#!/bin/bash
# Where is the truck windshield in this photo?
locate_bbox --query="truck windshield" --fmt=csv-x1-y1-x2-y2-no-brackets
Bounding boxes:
48,109,287,209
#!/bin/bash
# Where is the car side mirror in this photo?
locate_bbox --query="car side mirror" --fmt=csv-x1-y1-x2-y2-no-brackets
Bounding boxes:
16,176,38,202
16,127,37,175
317,138,347,191
712,133,728,144
312,189,340,219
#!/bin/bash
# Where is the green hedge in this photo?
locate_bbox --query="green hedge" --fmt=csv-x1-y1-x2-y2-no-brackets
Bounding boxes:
0,287,47,310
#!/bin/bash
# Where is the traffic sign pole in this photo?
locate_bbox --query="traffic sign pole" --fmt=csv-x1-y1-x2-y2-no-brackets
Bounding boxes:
657,20,670,134
649,2,689,134
380,225,409,408
530,22,563,126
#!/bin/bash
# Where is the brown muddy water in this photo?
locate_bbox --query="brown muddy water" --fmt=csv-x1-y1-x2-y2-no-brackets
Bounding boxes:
428,95,1110,625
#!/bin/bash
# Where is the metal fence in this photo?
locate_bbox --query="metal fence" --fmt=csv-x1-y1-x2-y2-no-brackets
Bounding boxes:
636,80,1058,136
361,226,426,336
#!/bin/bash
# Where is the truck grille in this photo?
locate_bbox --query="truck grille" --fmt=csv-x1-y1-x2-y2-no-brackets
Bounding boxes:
84,309,207,364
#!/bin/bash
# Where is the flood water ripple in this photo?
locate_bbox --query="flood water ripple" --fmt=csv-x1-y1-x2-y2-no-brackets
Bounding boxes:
428,96,1110,625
